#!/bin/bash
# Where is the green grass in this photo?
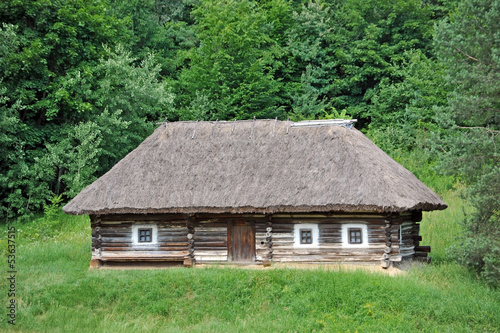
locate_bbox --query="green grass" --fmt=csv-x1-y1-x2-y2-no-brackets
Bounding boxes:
421,185,473,262
1,211,499,332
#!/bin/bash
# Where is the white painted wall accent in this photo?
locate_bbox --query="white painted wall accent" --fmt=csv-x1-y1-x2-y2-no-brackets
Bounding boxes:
341,223,369,248
293,223,319,248
131,224,158,246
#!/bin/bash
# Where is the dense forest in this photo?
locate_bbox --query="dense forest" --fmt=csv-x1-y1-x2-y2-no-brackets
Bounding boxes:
0,0,498,283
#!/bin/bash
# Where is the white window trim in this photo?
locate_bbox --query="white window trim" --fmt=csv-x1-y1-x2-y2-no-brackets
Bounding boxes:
399,225,403,245
132,224,158,246
342,223,369,248
294,223,319,248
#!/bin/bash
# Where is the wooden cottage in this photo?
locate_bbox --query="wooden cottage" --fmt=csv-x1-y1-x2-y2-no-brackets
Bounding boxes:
63,119,447,268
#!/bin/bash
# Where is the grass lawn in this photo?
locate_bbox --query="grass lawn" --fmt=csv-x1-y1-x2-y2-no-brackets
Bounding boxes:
1,197,499,332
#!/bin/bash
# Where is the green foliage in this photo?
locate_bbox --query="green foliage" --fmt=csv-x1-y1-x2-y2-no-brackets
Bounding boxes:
449,236,500,287
176,0,285,120
285,0,336,119
322,108,352,120
0,0,173,219
38,46,175,197
107,0,198,77
329,0,438,123
0,0,127,218
433,0,500,286
43,195,64,220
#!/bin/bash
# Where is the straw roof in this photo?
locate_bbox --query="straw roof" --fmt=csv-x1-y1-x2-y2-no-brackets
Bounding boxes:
63,119,447,215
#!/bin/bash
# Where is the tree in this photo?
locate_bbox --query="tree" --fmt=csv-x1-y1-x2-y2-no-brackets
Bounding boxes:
284,0,336,119
107,0,198,77
176,0,285,120
0,1,173,219
279,0,440,124
434,0,500,285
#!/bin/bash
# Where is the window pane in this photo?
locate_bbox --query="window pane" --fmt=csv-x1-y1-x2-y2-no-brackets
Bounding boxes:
300,229,312,244
349,228,362,244
138,228,152,243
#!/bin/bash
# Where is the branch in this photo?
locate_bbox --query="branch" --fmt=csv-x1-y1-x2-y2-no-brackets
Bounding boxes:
457,126,500,134
473,17,494,39
444,36,481,63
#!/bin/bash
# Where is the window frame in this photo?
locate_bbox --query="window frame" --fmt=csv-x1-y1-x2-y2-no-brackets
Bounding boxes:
341,223,368,248
299,228,313,244
294,223,319,248
348,227,363,244
132,224,158,246
138,227,153,243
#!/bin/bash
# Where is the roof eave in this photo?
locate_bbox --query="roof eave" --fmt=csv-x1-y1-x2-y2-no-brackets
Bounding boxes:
62,202,448,216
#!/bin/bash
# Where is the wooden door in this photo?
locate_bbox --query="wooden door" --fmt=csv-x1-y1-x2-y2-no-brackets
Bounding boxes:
229,220,255,263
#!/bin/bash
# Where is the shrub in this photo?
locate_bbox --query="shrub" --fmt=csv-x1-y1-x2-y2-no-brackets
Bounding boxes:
449,235,500,288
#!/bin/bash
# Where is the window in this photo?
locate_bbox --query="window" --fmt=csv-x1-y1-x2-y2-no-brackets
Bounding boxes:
342,224,368,248
138,228,152,243
294,224,319,247
132,224,158,246
300,229,312,244
348,228,362,244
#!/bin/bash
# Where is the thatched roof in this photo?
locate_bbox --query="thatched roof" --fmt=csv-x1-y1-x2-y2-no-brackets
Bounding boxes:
63,119,446,215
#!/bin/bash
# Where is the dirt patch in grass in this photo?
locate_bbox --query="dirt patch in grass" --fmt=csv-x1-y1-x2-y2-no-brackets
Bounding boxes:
97,260,409,276
196,262,408,276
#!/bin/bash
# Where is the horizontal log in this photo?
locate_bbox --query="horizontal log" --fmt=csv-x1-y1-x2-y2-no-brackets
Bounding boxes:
272,255,381,262
100,232,132,238
195,226,227,231
194,234,227,239
158,237,188,242
319,225,343,230
158,230,188,235
100,257,186,262
100,225,133,230
102,238,132,243
194,241,227,247
415,246,431,253
101,243,130,248
100,222,134,226
400,225,414,232
194,236,227,241
194,248,228,252
319,236,343,242
194,257,228,262
157,247,189,252
101,250,188,256
102,247,131,251
103,246,188,252
195,251,227,256
158,242,188,247
271,248,385,255
272,239,294,244
196,222,228,227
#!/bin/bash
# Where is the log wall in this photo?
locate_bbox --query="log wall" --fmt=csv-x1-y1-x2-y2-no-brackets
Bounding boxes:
91,214,188,262
271,216,387,263
90,212,428,265
193,220,228,263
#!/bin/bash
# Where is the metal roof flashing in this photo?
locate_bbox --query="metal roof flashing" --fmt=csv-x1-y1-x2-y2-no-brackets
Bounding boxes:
292,119,358,129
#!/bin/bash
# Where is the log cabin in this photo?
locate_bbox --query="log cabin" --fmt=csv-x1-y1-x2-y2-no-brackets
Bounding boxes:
62,119,446,268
